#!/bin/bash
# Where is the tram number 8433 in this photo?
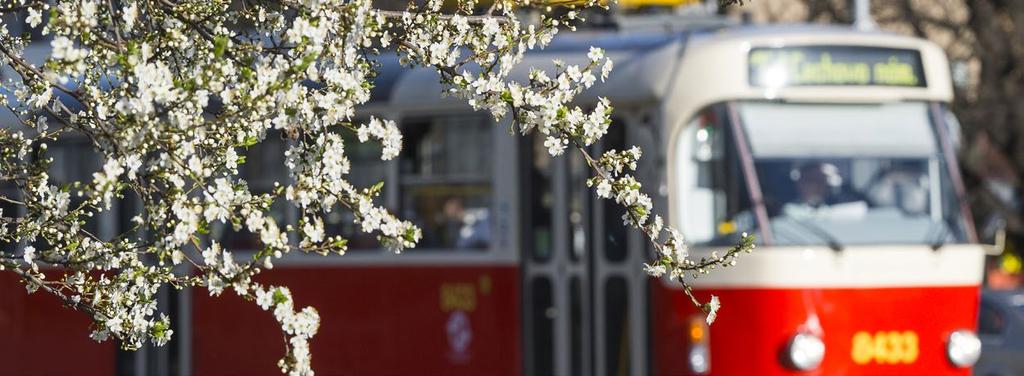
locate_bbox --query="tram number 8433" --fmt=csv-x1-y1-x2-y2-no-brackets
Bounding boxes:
851,331,920,365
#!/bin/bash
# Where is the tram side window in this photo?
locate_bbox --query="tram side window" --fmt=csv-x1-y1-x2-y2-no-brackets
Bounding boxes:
323,128,388,250
2,10,47,41
602,118,628,262
529,133,554,261
216,133,289,251
47,139,104,236
400,115,492,250
0,184,17,254
681,107,753,246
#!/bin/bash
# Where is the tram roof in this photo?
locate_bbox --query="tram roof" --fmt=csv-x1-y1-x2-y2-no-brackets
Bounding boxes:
369,27,695,112
371,22,954,112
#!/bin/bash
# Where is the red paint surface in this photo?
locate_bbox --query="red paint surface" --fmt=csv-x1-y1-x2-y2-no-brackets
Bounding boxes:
0,273,116,375
652,282,980,376
192,265,520,376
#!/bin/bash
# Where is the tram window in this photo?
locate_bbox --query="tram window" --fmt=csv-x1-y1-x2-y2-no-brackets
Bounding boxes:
2,9,47,41
678,107,754,246
604,277,631,375
0,185,17,254
602,119,629,262
978,301,1005,335
323,130,387,250
529,134,554,262
569,151,588,262
47,139,104,236
400,115,492,250
216,133,289,251
569,276,583,376
737,102,969,246
530,277,555,376
116,192,143,240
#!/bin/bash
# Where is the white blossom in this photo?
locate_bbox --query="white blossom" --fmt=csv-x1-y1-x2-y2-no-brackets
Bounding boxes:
22,246,35,264
122,2,138,31
27,8,42,28
706,295,721,325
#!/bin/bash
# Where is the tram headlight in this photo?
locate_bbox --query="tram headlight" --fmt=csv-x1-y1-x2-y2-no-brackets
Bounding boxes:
688,344,710,374
945,330,981,367
784,333,825,371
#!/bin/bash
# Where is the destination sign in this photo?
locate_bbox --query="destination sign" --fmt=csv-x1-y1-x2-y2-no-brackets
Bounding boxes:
748,46,926,88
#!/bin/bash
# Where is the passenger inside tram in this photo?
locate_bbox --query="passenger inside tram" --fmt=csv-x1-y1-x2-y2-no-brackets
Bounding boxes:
439,196,491,250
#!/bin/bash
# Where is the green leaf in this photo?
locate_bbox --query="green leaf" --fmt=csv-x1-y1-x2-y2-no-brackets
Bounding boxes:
241,135,258,147
151,319,169,337
213,35,228,58
368,181,384,196
272,288,288,304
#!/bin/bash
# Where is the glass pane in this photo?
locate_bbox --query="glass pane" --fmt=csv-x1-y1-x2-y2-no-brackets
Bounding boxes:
740,102,937,158
323,131,386,250
217,134,288,251
47,140,103,235
569,151,588,262
401,115,491,177
401,185,491,249
0,186,17,254
602,120,628,262
978,301,1004,335
117,193,142,239
570,276,584,376
679,108,753,247
531,277,555,376
604,277,630,376
735,102,967,246
530,134,553,262
400,115,492,250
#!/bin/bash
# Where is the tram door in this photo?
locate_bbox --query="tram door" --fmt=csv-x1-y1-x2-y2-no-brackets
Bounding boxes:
522,117,649,376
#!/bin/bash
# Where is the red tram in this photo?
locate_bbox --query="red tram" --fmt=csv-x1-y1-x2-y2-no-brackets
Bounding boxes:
0,21,983,376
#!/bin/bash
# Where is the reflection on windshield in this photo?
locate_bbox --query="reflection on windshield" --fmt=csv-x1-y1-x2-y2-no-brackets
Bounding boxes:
736,102,967,247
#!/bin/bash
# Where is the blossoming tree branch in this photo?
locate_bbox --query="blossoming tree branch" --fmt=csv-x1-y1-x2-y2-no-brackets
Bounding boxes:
0,0,752,374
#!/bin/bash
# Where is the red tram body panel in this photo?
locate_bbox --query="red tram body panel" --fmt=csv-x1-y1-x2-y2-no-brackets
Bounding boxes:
192,266,520,376
0,273,116,376
653,283,980,375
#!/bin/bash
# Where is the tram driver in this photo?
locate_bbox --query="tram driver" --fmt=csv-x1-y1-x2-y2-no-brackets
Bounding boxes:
781,162,867,220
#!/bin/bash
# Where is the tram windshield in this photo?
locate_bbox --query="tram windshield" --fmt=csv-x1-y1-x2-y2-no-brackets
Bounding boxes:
710,101,969,247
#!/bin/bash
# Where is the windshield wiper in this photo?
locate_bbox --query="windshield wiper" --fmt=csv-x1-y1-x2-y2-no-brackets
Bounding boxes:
926,219,953,251
791,219,845,252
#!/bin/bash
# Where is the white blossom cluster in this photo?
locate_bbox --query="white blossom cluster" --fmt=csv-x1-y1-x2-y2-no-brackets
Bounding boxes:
255,285,320,376
0,0,750,372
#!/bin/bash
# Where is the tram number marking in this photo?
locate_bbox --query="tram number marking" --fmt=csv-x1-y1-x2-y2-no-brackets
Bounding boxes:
440,283,477,313
851,331,919,365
